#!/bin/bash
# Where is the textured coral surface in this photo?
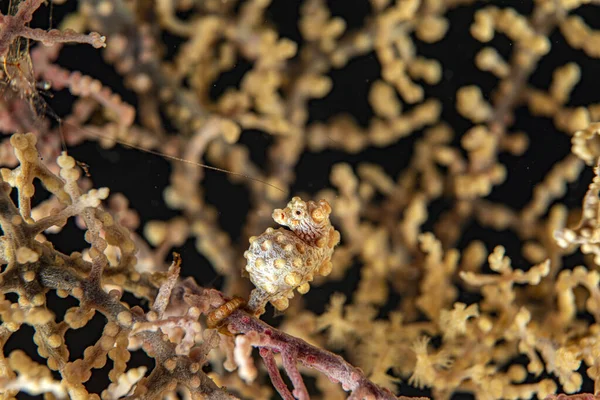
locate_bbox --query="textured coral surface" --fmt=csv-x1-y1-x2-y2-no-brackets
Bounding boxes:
1,0,600,399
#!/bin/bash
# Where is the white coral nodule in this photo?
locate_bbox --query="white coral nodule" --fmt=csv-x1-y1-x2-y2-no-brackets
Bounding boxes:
244,197,340,314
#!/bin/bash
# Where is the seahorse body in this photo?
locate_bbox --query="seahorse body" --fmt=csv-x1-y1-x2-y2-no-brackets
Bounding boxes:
244,197,340,314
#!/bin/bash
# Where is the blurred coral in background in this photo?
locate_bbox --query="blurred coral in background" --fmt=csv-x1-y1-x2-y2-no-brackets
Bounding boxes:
1,0,600,399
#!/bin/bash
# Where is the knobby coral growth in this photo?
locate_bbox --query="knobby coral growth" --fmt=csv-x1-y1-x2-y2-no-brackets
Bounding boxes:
0,133,403,400
2,0,600,399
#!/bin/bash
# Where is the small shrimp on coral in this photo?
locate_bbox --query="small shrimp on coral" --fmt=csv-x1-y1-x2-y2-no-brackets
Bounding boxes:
243,197,340,315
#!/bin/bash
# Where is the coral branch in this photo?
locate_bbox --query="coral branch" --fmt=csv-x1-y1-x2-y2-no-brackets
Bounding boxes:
224,309,400,400
2,0,600,398
0,0,104,57
260,348,295,400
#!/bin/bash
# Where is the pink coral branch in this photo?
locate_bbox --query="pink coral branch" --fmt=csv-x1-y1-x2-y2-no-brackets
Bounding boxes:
19,27,106,48
37,64,135,126
259,348,295,400
0,0,44,56
224,309,399,400
282,350,310,400
0,0,104,57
